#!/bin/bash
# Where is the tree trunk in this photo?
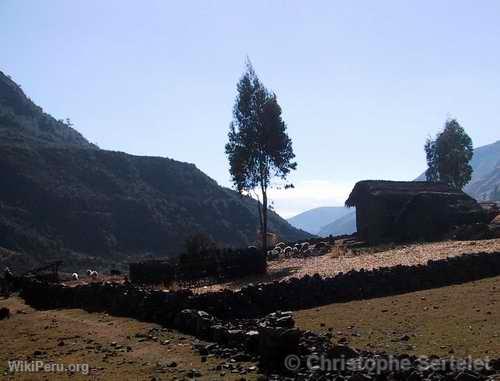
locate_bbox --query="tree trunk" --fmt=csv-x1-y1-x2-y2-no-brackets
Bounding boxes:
254,191,264,238
262,187,268,255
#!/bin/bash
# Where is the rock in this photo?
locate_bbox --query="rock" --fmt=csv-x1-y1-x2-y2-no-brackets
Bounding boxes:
489,358,500,371
227,330,245,347
349,374,372,381
232,352,251,362
0,307,10,320
245,330,260,352
329,345,359,359
258,326,300,366
173,309,214,337
407,371,423,381
455,371,481,381
187,369,202,378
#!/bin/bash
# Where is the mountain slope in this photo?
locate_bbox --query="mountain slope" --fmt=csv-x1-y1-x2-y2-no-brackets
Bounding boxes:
287,207,351,234
0,71,95,148
416,140,500,201
0,72,310,270
463,141,500,201
318,211,357,237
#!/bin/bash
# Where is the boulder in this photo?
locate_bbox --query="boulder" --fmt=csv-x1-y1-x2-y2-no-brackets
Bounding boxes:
258,325,300,366
0,307,10,320
328,344,359,359
173,309,214,337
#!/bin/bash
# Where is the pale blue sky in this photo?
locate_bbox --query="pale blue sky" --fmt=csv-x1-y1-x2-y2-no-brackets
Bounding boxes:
2,0,499,217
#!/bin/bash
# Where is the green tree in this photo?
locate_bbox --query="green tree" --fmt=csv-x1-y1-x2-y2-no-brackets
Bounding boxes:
425,119,473,189
225,60,296,253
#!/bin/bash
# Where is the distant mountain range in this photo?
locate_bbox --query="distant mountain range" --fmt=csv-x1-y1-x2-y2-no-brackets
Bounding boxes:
0,71,311,271
287,207,352,235
318,210,356,237
463,141,500,201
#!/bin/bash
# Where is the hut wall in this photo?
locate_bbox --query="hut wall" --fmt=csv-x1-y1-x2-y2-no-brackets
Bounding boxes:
356,198,392,243
356,194,412,244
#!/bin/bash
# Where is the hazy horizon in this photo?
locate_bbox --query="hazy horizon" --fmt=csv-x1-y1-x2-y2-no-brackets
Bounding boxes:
2,0,499,217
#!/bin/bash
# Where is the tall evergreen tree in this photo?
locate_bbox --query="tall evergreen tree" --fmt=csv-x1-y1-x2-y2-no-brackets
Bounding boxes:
225,60,296,253
425,119,473,189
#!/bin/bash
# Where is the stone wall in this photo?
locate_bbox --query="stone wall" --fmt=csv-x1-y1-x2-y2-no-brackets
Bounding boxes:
21,251,500,321
129,247,266,285
16,251,500,378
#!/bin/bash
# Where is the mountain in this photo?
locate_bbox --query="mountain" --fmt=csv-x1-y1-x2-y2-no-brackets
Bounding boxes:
0,72,95,148
416,140,500,201
318,211,356,237
0,71,310,271
287,207,351,234
463,141,500,201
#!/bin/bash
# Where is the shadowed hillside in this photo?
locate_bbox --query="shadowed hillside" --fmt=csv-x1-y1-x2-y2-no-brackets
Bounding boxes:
0,71,310,271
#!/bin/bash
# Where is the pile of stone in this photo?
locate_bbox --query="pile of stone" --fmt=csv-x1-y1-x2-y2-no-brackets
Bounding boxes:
179,309,499,381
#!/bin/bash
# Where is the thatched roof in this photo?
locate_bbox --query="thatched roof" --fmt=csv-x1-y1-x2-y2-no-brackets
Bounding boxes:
345,180,461,207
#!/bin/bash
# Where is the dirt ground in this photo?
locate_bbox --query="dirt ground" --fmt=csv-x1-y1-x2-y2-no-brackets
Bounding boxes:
1,274,499,379
0,297,260,381
294,275,500,359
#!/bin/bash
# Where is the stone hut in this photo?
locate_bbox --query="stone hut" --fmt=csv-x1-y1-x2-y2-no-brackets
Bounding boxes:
345,180,488,244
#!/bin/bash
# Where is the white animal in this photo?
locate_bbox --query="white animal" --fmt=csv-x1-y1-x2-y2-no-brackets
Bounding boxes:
71,273,79,281
86,269,92,276
283,246,292,255
275,242,286,249
267,249,280,259
90,270,98,279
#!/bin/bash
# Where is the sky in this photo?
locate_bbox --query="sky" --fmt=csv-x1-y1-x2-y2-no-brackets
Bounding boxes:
1,1,499,218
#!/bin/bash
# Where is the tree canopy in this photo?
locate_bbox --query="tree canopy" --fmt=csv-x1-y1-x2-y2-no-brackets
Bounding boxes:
425,119,473,190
